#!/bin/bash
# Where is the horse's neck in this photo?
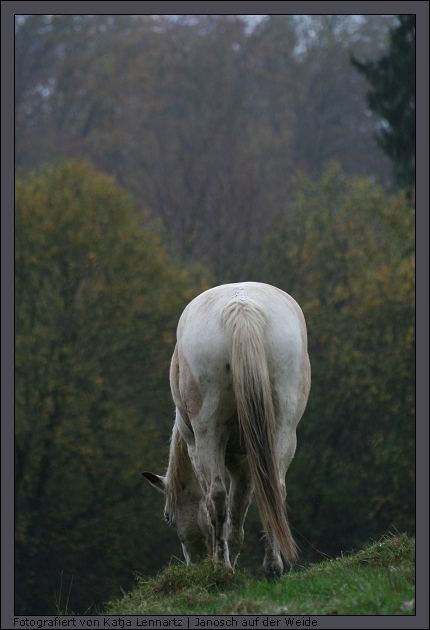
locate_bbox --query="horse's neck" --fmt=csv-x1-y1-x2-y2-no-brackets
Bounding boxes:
166,423,201,498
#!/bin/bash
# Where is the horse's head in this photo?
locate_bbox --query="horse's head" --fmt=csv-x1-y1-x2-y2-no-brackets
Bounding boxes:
142,471,211,563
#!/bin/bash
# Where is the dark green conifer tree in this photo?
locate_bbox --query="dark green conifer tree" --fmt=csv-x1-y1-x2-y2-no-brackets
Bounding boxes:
351,15,415,189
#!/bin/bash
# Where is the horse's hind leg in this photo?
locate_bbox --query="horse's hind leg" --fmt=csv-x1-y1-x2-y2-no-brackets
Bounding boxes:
263,420,297,577
263,522,284,577
208,473,230,567
188,412,232,569
226,455,253,569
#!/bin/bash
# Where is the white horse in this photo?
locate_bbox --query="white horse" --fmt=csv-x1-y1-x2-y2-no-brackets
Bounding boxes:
143,281,310,576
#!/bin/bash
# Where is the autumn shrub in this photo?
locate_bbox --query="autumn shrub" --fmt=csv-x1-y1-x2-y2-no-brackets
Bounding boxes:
15,159,211,613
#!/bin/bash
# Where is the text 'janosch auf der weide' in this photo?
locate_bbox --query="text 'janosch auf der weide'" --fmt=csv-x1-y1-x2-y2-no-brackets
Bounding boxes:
191,618,318,628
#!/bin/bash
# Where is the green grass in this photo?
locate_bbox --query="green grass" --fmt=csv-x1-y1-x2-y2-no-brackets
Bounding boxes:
105,533,415,616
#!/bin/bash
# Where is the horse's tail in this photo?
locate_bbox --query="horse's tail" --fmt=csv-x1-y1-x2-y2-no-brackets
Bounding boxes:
221,297,298,565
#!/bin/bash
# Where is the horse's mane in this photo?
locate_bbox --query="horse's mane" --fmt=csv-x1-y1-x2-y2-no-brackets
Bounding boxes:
165,422,190,516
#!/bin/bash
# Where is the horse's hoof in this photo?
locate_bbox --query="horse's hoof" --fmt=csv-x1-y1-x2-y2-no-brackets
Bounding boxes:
223,558,234,573
263,561,284,579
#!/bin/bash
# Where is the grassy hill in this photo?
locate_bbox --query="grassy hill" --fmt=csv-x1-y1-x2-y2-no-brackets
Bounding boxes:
105,533,415,616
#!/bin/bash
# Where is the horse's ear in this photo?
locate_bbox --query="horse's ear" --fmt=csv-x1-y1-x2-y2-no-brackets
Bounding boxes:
142,471,166,494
